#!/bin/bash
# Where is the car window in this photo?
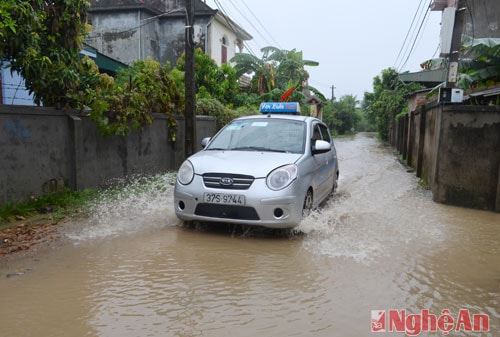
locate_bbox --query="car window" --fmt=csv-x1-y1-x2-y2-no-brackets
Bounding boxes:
206,119,306,154
312,123,331,143
318,124,331,143
312,125,322,142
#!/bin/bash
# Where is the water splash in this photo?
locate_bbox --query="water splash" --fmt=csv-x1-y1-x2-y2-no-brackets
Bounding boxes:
67,173,181,241
297,191,387,264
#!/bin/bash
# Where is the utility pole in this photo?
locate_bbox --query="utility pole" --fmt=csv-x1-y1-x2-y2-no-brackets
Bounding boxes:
331,84,336,101
446,0,465,88
184,0,196,158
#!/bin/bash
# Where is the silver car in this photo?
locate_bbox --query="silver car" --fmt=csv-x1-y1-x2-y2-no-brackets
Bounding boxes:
174,105,339,229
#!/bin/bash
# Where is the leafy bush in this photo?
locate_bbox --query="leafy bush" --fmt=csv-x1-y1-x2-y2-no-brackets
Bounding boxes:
196,98,239,130
89,58,182,140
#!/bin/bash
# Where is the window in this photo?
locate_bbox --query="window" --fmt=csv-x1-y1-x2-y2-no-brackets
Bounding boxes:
221,45,227,64
221,36,228,64
312,124,331,143
318,124,331,143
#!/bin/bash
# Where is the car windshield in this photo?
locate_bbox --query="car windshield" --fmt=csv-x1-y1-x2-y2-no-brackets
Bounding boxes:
206,118,306,154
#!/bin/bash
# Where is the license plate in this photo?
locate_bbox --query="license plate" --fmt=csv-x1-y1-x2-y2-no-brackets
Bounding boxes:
204,193,245,205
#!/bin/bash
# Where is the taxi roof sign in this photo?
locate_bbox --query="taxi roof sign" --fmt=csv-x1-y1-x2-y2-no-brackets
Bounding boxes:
259,102,300,114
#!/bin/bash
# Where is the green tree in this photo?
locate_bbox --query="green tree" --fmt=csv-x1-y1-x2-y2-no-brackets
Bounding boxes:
0,0,99,108
90,58,182,139
421,36,500,93
176,48,241,105
364,68,423,141
457,36,500,91
323,95,361,134
266,47,319,89
230,50,275,95
231,46,322,106
359,98,378,132
196,98,239,130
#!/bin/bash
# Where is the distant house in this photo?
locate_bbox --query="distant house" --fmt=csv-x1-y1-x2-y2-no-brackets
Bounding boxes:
0,63,37,106
400,0,500,89
1,45,127,106
85,0,252,67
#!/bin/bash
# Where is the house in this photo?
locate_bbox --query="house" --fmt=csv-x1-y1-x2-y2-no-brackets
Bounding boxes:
1,45,126,106
399,0,500,90
0,63,37,106
85,0,252,68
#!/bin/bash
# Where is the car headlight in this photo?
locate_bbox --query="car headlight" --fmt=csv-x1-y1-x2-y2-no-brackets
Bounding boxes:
177,160,194,185
266,164,298,191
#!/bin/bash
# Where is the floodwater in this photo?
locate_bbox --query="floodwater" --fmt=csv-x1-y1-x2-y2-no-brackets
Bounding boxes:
0,133,499,337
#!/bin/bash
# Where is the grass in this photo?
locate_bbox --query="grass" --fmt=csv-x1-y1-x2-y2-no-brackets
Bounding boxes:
0,173,175,231
0,189,100,231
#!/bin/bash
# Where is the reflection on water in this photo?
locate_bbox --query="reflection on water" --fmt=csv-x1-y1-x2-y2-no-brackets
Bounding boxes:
0,133,499,337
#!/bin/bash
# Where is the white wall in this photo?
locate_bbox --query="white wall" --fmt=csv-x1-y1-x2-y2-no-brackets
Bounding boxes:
208,19,240,66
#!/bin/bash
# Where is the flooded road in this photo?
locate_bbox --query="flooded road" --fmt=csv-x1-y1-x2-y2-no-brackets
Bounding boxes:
1,133,499,337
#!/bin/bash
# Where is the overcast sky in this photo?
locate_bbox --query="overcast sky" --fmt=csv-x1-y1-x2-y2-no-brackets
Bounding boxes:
204,0,443,101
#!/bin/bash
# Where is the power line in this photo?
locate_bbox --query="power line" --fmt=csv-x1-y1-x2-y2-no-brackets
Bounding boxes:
394,0,434,72
214,0,256,56
212,0,281,56
212,0,259,57
234,0,282,49
393,0,426,69
398,1,433,71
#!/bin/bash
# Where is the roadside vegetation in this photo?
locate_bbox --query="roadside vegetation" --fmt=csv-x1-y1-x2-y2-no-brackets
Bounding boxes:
2,0,499,217
0,189,99,231
363,68,424,141
0,0,408,143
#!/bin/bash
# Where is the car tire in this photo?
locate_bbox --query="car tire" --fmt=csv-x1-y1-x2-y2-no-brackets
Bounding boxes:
332,171,339,193
302,189,313,217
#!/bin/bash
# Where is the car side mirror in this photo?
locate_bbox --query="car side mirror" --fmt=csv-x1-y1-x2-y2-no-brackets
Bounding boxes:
312,140,331,155
201,137,211,148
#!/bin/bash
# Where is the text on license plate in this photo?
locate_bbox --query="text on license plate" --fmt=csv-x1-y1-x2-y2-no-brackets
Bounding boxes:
204,193,245,205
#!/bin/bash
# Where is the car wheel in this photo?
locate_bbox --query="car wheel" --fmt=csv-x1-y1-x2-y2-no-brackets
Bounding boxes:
332,171,339,193
302,189,313,217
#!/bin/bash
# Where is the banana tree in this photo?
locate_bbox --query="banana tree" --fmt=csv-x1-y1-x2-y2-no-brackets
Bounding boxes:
457,36,500,89
267,47,319,89
230,52,275,95
421,36,500,91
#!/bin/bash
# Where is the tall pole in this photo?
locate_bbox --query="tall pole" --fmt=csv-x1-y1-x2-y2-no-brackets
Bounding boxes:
446,0,465,88
331,84,336,101
184,0,196,158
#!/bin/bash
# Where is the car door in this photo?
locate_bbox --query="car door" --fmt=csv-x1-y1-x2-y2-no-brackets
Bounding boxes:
318,123,337,192
310,122,334,204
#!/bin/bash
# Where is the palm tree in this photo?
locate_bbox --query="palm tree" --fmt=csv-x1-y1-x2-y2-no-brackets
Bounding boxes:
269,48,319,89
230,52,275,95
231,46,320,95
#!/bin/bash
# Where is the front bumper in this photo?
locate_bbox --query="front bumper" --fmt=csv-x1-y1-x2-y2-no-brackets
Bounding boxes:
173,175,304,229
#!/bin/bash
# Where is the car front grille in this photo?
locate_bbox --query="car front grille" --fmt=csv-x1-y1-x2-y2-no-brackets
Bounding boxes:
194,204,260,220
202,173,254,190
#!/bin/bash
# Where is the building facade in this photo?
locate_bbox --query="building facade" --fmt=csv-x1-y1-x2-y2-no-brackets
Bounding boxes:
86,0,252,67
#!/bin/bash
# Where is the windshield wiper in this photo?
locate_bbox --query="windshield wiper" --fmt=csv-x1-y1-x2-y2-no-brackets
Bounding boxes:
231,146,286,153
206,147,227,151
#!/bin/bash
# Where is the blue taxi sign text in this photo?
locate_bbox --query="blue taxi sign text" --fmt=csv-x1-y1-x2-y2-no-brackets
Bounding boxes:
259,102,300,114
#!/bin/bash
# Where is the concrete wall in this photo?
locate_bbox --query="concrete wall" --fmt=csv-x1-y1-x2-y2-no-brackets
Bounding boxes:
432,106,500,210
0,106,216,205
87,3,211,68
396,102,500,212
87,10,161,65
462,0,500,39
